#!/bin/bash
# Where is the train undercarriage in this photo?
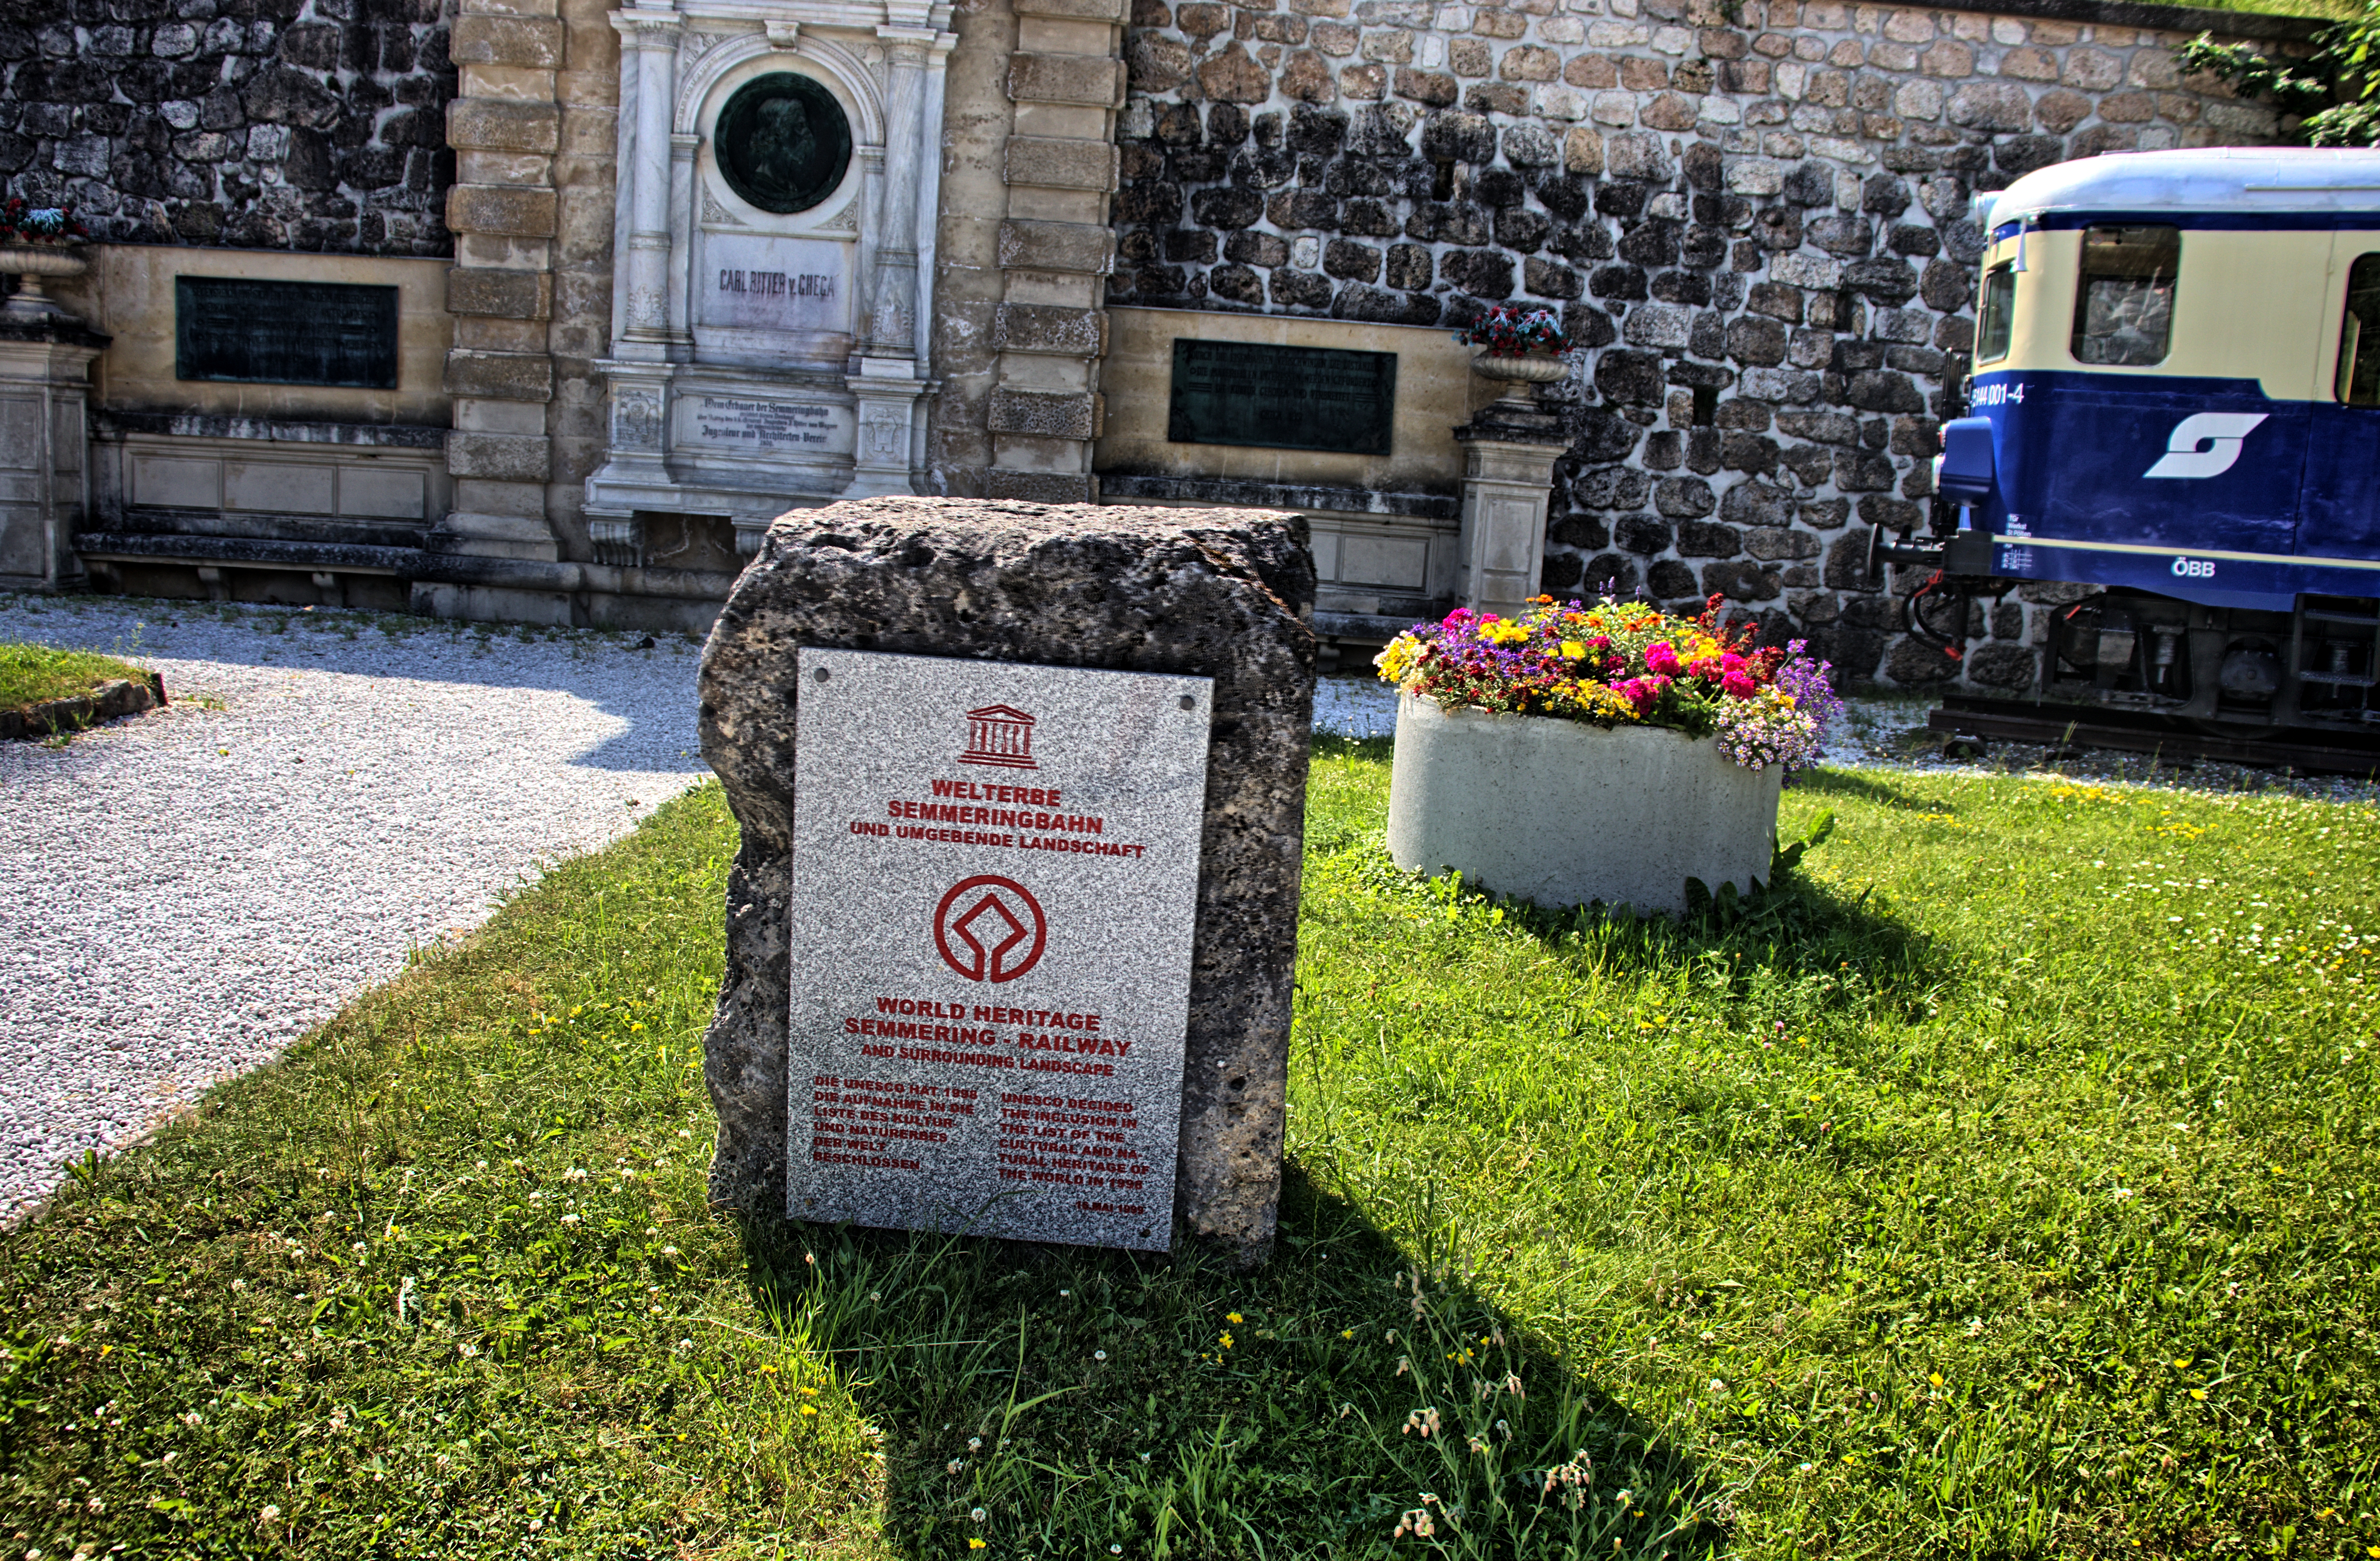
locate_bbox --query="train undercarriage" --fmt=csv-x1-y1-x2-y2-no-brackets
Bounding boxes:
1871,514,2380,756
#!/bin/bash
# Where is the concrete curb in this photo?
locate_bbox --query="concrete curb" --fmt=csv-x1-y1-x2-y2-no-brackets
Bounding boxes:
1,672,168,741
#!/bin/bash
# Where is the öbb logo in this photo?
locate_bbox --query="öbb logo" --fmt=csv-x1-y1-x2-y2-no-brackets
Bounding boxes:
2143,413,2267,480
932,875,1048,983
2171,557,2217,579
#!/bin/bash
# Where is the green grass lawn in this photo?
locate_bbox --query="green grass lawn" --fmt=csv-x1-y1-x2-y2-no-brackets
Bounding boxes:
2,745,2376,1559
0,640,150,717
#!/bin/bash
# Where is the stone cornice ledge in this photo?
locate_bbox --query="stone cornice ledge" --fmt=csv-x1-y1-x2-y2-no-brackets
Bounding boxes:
1895,0,2323,45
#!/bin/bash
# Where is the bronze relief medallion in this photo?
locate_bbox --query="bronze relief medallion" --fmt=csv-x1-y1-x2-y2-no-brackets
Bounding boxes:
714,72,853,215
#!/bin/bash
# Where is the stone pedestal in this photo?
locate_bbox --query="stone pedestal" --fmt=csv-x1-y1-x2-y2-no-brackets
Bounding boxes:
697,496,1316,1269
1452,398,1565,621
0,306,106,592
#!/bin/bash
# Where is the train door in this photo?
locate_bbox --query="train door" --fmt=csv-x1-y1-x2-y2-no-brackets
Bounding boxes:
2296,236,2380,568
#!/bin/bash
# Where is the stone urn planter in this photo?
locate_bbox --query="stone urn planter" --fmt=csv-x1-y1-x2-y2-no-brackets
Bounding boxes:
1468,350,1569,408
1,244,87,320
1385,695,1784,917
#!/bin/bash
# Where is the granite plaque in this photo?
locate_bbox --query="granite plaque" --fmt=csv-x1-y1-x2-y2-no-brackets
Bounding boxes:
1166,339,1396,456
174,276,400,389
786,648,1213,1252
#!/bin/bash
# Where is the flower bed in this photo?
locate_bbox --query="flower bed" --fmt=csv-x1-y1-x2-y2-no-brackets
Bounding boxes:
1375,594,1843,774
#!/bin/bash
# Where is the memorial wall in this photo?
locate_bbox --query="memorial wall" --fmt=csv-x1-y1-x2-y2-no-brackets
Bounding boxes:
0,0,2329,677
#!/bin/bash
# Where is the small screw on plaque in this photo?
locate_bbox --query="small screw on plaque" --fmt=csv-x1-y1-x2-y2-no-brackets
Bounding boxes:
814,666,831,683
1178,694,1195,710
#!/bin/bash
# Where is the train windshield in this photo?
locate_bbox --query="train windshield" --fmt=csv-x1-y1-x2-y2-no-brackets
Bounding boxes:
2337,253,2380,405
1976,263,2015,363
2070,225,2178,366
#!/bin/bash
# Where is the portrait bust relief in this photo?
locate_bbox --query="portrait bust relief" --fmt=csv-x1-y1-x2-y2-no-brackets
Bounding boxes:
713,72,854,215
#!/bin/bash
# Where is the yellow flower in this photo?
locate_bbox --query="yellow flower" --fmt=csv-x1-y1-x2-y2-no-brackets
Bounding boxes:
1340,1329,1354,1339
1560,640,1587,660
799,1404,818,1416
2189,1388,2207,1401
1228,1312,1243,1324
1220,1331,1234,1349
1928,1373,1943,1388
969,1541,988,1551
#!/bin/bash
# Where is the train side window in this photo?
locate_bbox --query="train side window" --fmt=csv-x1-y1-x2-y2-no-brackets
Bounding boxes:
1976,263,2015,363
2070,224,2179,366
2335,253,2380,405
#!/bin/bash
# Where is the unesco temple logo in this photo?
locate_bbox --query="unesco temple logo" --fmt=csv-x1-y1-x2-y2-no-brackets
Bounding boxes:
960,704,1039,770
932,875,1048,983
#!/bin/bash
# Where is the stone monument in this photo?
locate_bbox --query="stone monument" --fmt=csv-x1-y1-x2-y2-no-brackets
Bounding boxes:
583,0,957,563
700,496,1315,1267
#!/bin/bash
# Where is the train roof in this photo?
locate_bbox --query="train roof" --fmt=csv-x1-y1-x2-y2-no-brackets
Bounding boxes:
1981,148,2380,232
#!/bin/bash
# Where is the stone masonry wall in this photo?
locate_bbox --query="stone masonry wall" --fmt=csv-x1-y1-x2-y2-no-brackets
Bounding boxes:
1109,0,2312,687
0,0,456,255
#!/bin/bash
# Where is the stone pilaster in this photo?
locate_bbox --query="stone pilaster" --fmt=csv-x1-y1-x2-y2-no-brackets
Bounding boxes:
979,0,1125,503
436,0,569,569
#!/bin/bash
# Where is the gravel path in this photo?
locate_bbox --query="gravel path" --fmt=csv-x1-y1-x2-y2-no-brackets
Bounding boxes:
0,595,710,1218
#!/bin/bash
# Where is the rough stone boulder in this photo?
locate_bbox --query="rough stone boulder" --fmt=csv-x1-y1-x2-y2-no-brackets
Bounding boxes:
698,497,1317,1269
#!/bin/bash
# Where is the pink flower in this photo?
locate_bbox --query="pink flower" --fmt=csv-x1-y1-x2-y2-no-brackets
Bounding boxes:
1643,642,1680,676
1720,652,1747,673
1615,674,1670,714
1721,669,1756,699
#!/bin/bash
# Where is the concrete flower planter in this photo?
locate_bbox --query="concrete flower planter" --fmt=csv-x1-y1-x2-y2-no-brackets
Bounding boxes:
1385,695,1782,917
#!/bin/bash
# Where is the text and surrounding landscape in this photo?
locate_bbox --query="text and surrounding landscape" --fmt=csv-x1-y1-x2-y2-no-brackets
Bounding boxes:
785,651,1213,1251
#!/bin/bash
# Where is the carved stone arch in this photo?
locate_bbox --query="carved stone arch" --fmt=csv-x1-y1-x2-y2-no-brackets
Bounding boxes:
674,31,885,147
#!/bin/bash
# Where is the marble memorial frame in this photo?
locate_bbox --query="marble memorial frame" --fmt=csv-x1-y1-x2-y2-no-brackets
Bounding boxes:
585,0,953,562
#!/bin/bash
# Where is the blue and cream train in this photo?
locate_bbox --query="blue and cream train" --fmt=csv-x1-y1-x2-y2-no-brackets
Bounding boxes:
1912,148,2380,732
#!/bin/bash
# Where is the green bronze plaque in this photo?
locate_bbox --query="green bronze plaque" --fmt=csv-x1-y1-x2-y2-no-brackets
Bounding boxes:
1166,340,1396,455
174,276,400,389
714,72,853,216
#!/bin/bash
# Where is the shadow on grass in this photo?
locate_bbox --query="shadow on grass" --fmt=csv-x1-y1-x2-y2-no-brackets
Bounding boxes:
735,1161,1722,1560
1792,767,1947,812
